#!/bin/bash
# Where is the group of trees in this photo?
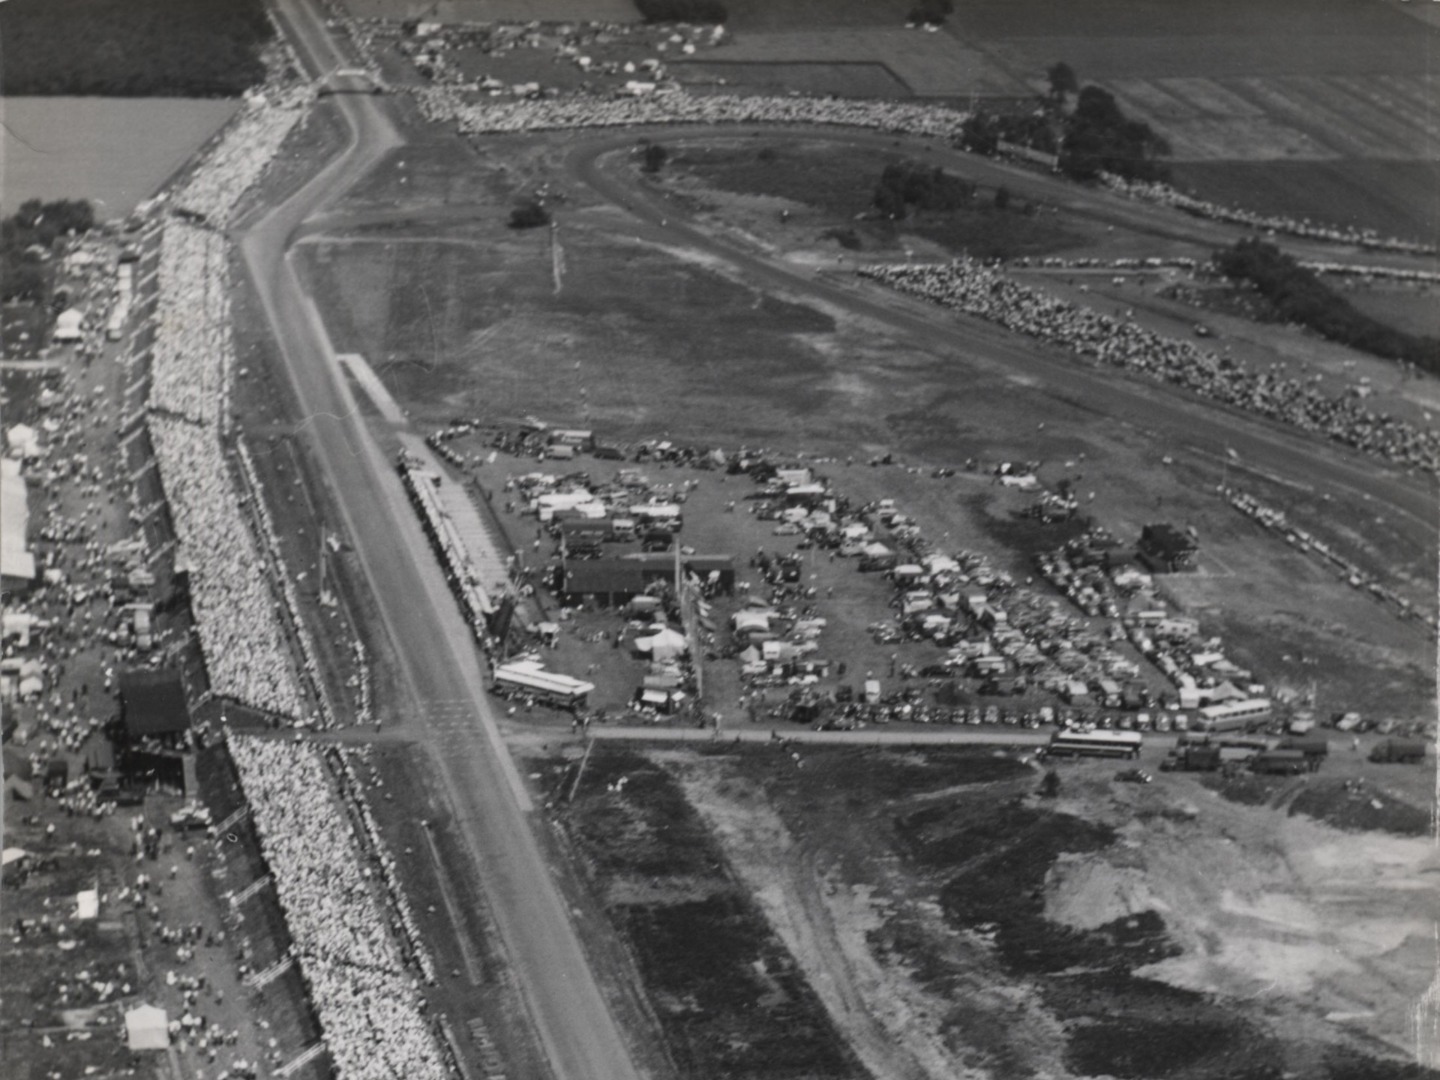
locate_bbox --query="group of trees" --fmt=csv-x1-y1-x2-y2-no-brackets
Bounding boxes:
960,63,1172,185
873,162,977,219
1,0,273,97
1060,84,1171,183
635,0,728,23
1214,238,1440,376
2,200,95,304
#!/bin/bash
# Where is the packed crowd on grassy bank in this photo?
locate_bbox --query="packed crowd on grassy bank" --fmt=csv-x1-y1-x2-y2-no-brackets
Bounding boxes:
857,257,1440,472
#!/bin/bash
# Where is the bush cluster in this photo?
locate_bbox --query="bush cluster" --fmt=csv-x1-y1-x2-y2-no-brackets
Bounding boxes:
508,200,551,229
2,199,95,303
1215,238,1440,374
634,0,728,23
0,0,272,96
873,161,976,220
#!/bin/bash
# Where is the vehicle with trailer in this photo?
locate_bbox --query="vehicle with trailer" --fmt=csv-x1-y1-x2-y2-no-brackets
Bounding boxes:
1160,744,1222,772
1277,736,1329,771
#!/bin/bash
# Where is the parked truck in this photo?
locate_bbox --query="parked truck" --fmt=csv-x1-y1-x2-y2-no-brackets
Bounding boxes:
1369,738,1427,764
1250,749,1309,776
1277,736,1328,772
1160,744,1222,772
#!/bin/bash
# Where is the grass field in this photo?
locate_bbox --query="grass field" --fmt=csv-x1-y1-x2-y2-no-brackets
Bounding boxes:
0,98,239,220
685,26,1023,96
954,0,1432,78
662,138,1083,258
675,60,910,99
1170,159,1440,244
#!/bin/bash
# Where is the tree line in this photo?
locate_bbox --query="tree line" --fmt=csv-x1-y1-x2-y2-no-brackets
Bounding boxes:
0,0,272,97
961,63,1171,184
1215,238,1440,376
2,200,96,305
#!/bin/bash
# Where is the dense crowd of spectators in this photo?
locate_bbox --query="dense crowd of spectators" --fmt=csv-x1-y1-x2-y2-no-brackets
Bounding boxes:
412,83,972,139
857,258,1440,472
1101,173,1437,256
173,92,306,225
149,417,304,717
151,223,233,427
229,737,448,1080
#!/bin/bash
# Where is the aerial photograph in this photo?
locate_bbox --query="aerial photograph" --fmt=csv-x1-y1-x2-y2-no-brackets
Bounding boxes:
1,0,1437,1078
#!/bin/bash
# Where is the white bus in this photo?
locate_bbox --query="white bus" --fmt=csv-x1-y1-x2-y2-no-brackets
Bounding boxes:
1043,728,1143,760
492,662,595,710
1196,698,1272,733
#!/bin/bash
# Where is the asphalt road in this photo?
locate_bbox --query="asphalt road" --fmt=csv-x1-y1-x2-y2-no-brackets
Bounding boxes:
236,3,643,1080
560,129,1438,556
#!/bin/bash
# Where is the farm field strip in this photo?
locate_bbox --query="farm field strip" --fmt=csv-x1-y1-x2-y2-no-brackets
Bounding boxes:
1331,76,1440,154
1106,74,1440,162
1231,77,1398,160
681,27,1022,96
1294,76,1438,159
1155,77,1268,120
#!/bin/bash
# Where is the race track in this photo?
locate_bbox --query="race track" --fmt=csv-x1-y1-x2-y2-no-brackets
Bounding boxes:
236,3,644,1080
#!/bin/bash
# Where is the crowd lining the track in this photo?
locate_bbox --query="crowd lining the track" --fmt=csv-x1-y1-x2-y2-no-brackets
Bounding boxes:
131,75,449,1080
1100,173,1437,256
856,258,1440,472
229,737,448,1080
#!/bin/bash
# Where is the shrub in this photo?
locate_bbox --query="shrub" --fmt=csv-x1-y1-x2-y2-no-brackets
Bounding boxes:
873,161,976,218
508,201,551,229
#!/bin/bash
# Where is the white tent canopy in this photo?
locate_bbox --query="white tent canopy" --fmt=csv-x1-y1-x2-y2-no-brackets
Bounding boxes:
125,1005,169,1050
634,626,688,661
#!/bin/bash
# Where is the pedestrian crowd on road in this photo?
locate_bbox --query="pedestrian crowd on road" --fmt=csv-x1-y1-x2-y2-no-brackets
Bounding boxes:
858,257,1440,472
230,736,449,1080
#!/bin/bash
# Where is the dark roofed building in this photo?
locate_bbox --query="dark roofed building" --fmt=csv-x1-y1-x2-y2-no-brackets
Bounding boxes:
1137,523,1197,573
118,669,189,739
561,554,735,603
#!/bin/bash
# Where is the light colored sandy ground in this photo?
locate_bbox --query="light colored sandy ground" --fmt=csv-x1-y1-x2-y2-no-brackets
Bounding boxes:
665,750,1439,1076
